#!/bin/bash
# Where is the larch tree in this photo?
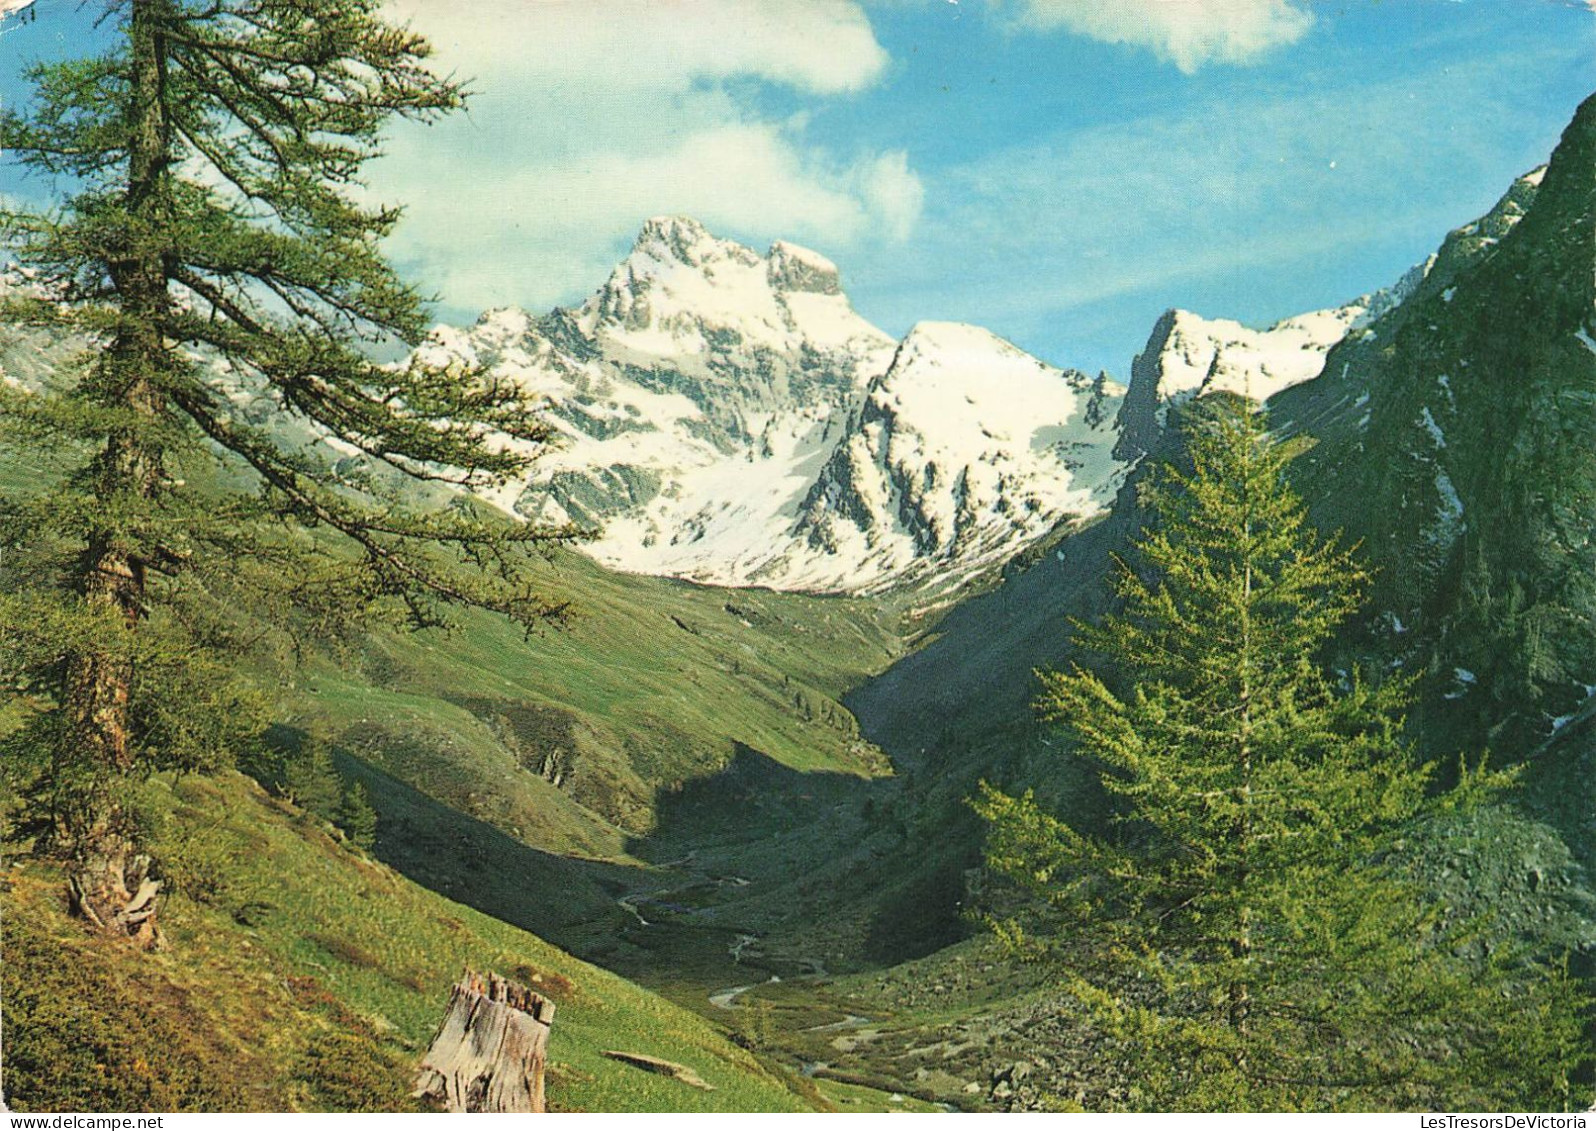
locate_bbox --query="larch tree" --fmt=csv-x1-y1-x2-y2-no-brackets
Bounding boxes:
0,0,573,945
974,398,1588,1111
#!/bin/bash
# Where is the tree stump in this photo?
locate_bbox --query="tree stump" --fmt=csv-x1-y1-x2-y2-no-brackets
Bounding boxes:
414,970,555,1112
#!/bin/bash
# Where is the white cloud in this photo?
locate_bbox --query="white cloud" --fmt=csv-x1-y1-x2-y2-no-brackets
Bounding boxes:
1003,0,1313,72
375,1,918,315
855,150,925,242
382,121,923,313
391,0,889,94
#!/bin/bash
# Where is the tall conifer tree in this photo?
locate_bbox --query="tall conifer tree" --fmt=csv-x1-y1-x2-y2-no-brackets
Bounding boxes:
0,0,571,943
975,399,1587,1110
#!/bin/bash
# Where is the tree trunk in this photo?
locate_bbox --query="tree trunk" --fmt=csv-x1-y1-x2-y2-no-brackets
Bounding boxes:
1230,510,1255,1063
68,843,161,949
414,971,555,1113
58,0,173,946
62,434,165,946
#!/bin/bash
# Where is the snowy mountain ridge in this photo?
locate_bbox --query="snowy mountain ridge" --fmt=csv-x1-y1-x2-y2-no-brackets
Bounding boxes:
1112,263,1431,463
415,216,1144,595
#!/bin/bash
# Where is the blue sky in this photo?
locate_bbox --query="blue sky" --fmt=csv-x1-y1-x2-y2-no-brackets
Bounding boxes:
3,1,1594,374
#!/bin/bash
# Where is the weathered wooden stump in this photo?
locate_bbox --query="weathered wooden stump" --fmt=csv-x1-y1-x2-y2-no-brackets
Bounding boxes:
414,969,556,1112
601,1050,714,1091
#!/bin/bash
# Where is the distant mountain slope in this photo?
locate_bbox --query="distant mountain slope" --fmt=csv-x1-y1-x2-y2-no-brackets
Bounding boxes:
845,255,1432,765
849,122,1587,777
842,96,1596,969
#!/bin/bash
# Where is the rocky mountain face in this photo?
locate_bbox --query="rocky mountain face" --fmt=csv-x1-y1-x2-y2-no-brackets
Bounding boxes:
1273,93,1596,767
414,217,894,591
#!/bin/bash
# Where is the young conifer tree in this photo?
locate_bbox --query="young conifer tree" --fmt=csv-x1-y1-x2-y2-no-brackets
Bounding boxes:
975,398,1588,1111
0,0,572,944
334,780,378,850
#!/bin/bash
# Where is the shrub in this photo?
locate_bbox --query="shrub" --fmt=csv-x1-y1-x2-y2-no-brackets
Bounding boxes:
295,1031,414,1112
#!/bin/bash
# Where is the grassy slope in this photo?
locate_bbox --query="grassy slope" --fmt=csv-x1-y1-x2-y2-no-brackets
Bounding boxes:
0,388,925,956
282,547,906,863
1,770,817,1113
0,341,952,1111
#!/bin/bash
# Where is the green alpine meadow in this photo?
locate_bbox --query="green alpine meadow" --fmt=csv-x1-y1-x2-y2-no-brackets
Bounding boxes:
1,0,1592,1115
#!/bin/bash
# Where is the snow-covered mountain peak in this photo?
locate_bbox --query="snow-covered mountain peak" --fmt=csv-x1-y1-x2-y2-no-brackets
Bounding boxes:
784,319,1127,594
630,214,753,271
878,322,1100,447
1113,294,1381,461
405,217,1144,595
897,320,1019,358
573,219,891,376
893,321,1093,383
416,211,1427,595
461,306,536,347
402,201,1504,597
588,218,852,323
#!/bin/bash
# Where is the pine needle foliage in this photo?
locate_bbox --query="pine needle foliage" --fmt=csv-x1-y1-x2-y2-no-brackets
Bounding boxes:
974,399,1590,1111
0,0,575,938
